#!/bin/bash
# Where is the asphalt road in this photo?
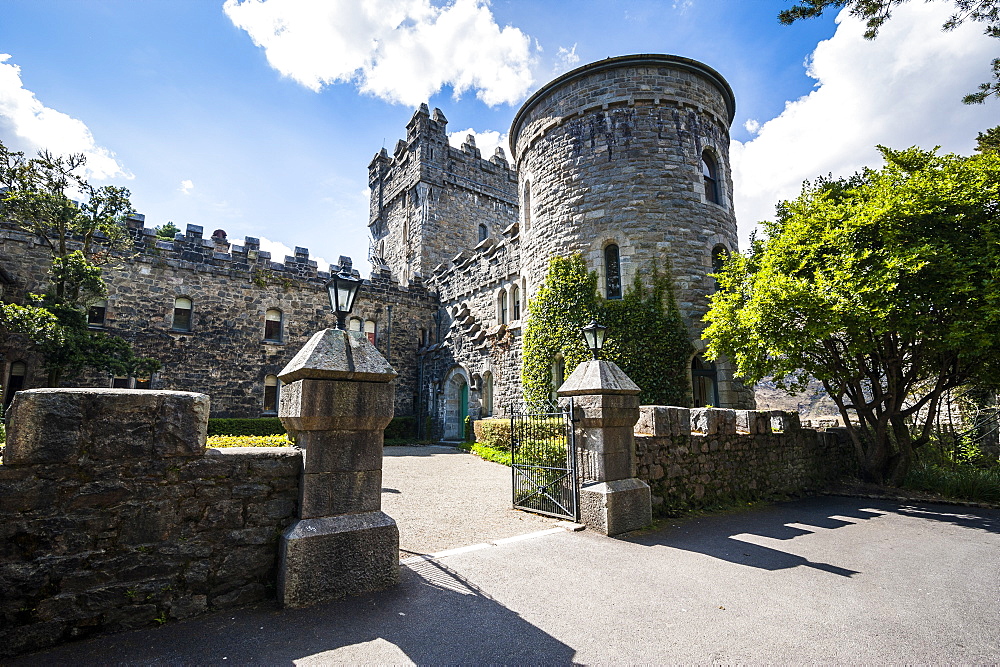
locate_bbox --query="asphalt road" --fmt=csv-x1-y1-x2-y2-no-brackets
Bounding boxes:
14,495,1000,664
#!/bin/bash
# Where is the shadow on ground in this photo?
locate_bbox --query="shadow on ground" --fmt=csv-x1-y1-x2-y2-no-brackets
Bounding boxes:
626,496,1000,578
14,560,575,665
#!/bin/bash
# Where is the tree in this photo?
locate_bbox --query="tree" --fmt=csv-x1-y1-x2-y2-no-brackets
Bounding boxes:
704,146,1000,485
977,124,1000,152
154,221,180,239
0,141,160,386
779,0,1000,103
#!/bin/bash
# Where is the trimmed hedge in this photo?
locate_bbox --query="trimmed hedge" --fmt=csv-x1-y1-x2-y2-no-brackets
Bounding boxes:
384,416,417,441
208,417,285,437
474,418,511,451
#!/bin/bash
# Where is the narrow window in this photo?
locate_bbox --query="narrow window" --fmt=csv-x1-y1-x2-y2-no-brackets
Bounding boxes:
498,289,508,324
264,308,283,342
483,371,494,417
511,284,521,321
172,297,192,331
349,317,363,332
478,223,488,242
605,244,622,300
702,152,720,204
263,374,280,413
711,245,729,291
551,355,565,402
522,181,531,230
87,299,107,328
692,355,719,407
4,361,26,408
364,320,376,344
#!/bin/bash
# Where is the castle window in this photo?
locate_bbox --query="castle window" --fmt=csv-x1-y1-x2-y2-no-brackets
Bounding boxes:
522,181,531,230
172,297,192,331
4,361,26,408
605,244,622,300
349,317,363,332
702,151,721,205
511,284,521,320
711,245,729,291
111,376,130,388
483,371,494,417
498,289,508,324
478,223,488,243
263,374,280,414
551,355,565,402
364,319,377,344
264,308,283,342
692,355,719,407
87,300,107,328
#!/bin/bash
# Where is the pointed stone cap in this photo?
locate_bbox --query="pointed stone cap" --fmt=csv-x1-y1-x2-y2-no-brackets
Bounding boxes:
278,329,397,384
557,359,640,396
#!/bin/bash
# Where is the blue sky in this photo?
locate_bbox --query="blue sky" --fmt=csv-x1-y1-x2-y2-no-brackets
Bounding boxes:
1,0,995,271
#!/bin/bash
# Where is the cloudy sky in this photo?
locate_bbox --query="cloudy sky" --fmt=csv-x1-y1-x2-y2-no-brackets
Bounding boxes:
0,0,995,270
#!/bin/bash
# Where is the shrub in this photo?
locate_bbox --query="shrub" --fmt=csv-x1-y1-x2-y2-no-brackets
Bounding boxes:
474,418,511,451
384,416,417,441
208,417,285,437
207,434,292,448
903,461,1000,504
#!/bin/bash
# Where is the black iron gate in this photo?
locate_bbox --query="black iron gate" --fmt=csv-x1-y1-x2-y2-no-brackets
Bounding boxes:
510,398,578,520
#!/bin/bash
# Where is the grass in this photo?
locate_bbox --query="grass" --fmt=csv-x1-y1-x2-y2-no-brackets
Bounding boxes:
457,442,511,466
902,461,1000,504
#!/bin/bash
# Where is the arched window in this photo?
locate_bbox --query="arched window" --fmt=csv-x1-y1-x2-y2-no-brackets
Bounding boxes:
4,361,26,408
264,308,283,342
711,245,729,291
88,299,107,328
498,289,508,324
364,320,376,344
263,374,280,414
604,244,622,300
692,355,719,407
483,371,494,417
511,284,521,321
702,151,720,204
349,317,363,332
172,297,192,331
522,181,531,230
478,223,488,242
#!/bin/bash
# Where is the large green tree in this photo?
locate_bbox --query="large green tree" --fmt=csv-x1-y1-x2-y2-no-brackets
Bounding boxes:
705,146,1000,484
0,142,159,386
779,0,1000,103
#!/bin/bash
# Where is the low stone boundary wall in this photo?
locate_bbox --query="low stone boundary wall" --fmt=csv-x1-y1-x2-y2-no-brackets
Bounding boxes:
0,389,301,658
634,407,853,513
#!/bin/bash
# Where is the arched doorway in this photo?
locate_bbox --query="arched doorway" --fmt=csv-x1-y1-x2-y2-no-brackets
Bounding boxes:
691,355,719,407
443,368,470,440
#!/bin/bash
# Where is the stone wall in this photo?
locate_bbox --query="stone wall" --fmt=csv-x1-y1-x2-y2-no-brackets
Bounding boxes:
0,223,437,418
633,406,854,514
0,389,302,658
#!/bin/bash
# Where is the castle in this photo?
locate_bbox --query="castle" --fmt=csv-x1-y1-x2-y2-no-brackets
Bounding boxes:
1,55,755,438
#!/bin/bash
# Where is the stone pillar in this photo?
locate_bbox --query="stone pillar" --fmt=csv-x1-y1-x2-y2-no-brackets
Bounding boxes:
276,328,399,608
558,359,652,536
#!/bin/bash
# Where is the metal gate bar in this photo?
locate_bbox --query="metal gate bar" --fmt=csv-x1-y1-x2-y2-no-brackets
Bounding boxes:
510,398,578,520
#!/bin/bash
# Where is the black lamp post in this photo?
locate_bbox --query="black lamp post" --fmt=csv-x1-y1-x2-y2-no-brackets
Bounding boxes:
325,268,363,330
581,319,607,359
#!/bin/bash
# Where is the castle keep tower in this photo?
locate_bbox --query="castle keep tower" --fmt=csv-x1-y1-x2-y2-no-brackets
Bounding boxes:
368,104,518,286
510,54,751,408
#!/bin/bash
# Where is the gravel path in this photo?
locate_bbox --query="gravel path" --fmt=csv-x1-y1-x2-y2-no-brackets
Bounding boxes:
381,445,560,559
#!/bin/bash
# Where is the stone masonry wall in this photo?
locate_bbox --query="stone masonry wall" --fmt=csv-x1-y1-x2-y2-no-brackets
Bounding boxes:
633,406,854,514
0,389,302,658
0,223,437,418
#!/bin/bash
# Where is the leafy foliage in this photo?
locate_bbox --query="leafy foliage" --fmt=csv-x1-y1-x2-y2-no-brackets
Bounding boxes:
705,146,1000,484
778,0,1000,104
522,254,692,406
207,417,286,437
207,434,292,448
977,125,1000,153
154,221,180,239
0,141,159,386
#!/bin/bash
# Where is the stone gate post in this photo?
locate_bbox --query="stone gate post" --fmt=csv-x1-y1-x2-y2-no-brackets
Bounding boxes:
276,328,399,608
558,359,652,536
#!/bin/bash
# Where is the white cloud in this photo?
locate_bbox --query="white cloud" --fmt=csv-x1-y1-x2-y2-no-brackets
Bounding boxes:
0,54,129,181
223,0,535,107
730,1,997,249
672,0,693,11
448,127,508,161
258,236,331,272
555,44,579,73
743,119,760,135
179,179,194,194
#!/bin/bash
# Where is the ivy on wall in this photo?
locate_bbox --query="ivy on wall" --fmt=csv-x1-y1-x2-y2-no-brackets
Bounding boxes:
522,254,693,406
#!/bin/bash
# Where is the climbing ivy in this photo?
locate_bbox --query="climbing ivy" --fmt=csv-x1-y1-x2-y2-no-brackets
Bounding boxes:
522,254,693,406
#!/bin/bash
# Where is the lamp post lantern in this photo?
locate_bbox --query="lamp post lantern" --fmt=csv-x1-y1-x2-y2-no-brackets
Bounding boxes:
581,320,607,359
325,268,363,330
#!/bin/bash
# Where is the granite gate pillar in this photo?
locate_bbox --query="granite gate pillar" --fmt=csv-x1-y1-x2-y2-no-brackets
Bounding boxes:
558,359,652,536
276,328,399,608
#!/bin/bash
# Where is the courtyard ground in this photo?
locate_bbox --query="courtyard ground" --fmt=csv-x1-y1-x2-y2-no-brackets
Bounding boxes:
12,449,1000,664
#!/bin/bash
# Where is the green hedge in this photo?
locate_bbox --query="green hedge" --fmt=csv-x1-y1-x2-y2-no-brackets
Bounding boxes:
208,417,285,436
384,416,417,441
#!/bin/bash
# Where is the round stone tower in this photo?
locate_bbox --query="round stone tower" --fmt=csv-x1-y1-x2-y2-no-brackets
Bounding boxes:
510,54,753,408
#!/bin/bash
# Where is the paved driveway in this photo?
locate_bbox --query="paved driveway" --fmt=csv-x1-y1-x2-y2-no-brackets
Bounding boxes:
15,496,1000,664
